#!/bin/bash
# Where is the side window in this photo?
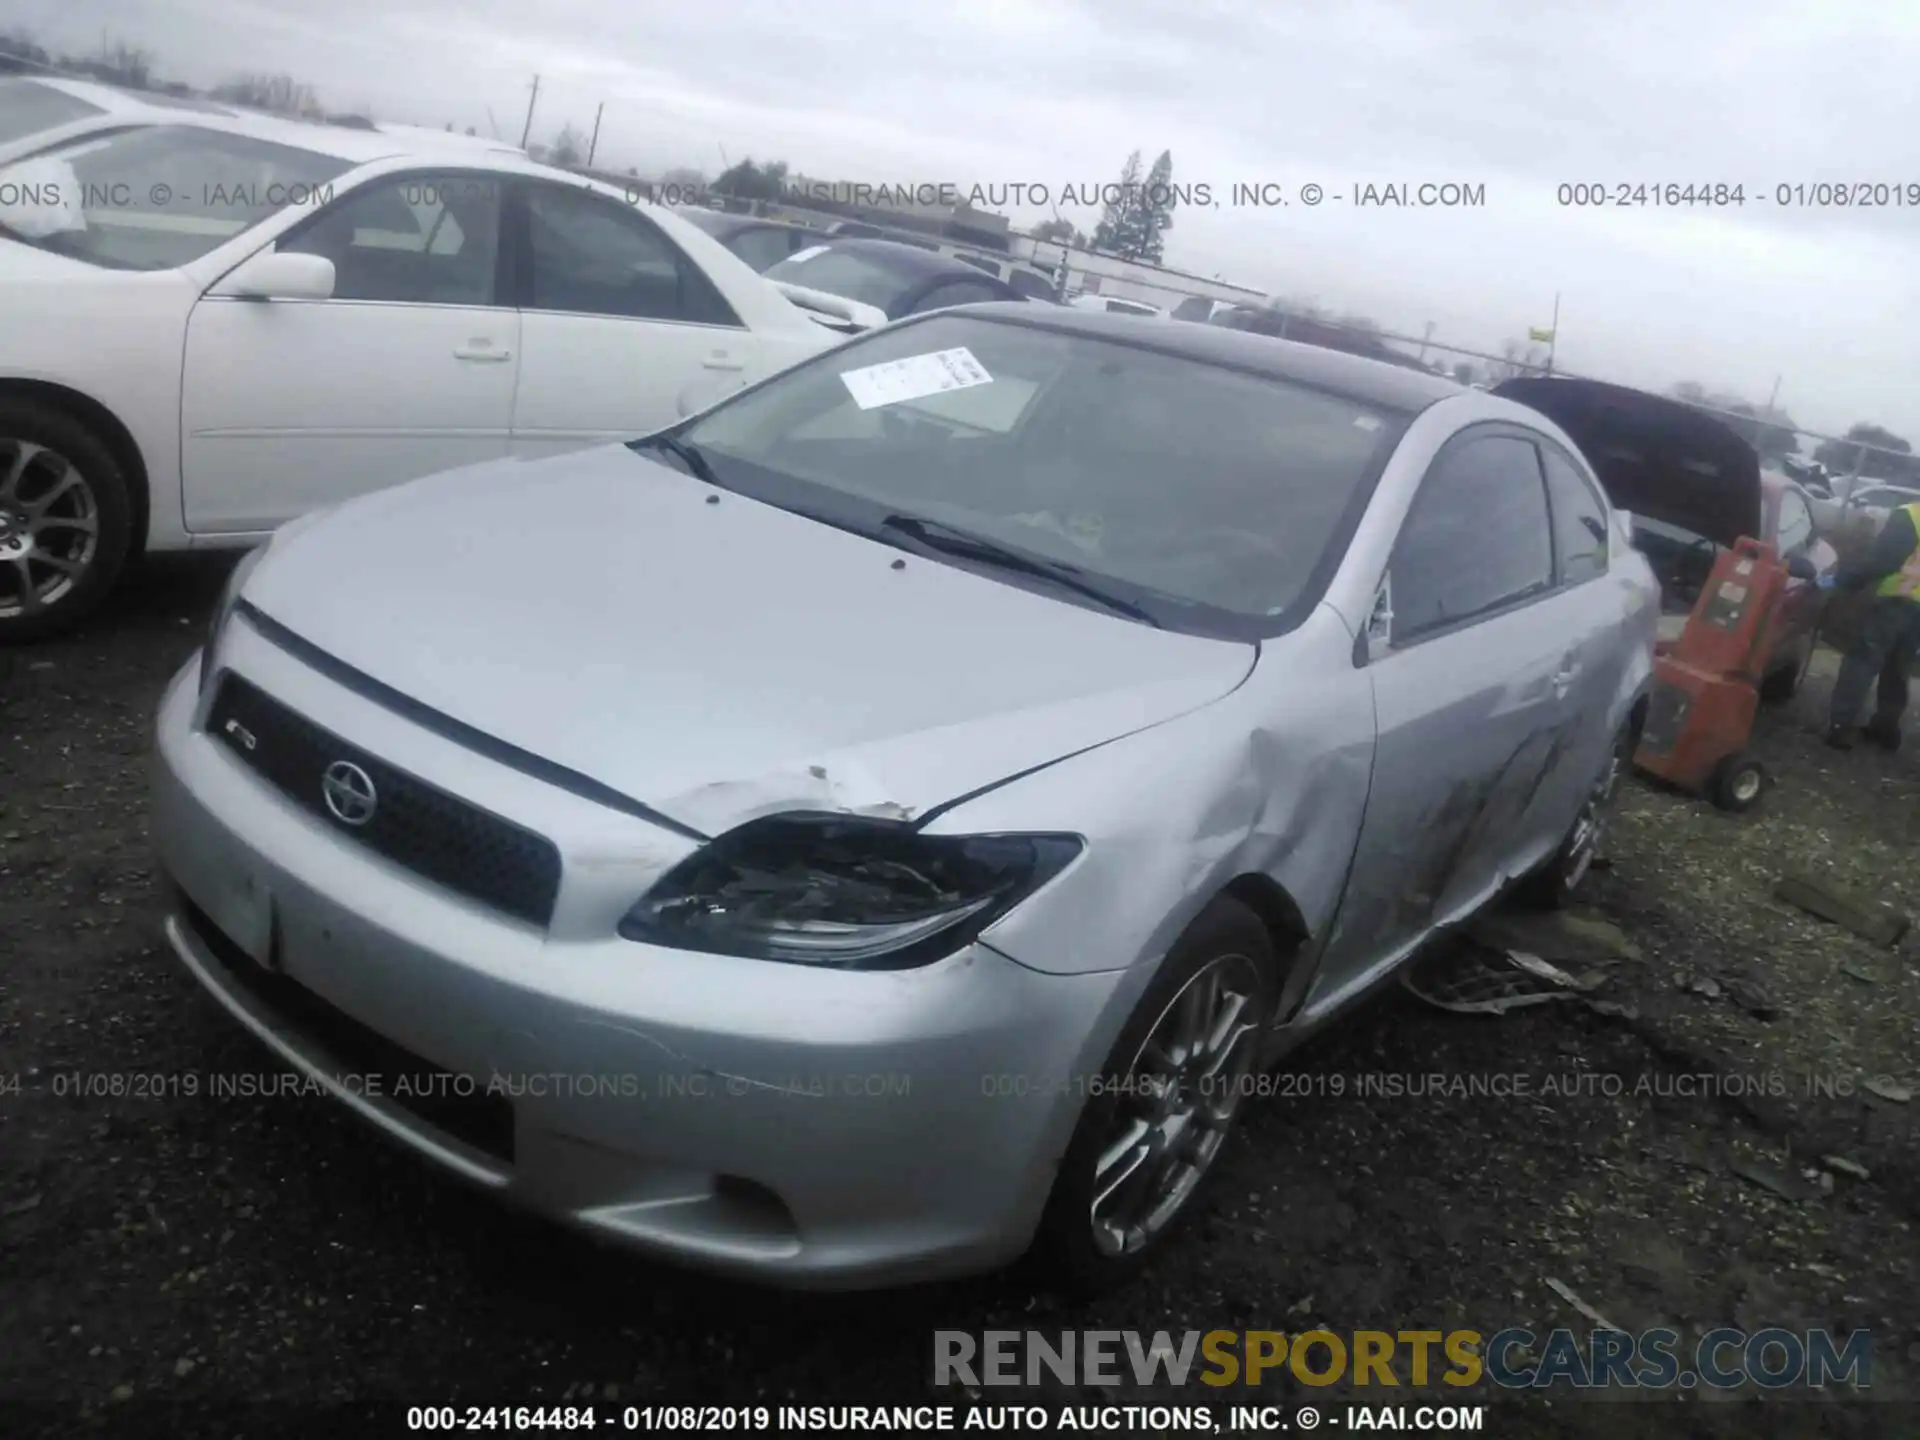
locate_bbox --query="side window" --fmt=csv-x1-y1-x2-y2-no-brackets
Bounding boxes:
1776,489,1814,553
1540,446,1610,584
906,281,1009,315
1392,435,1555,640
523,185,740,326
280,174,501,306
726,227,796,272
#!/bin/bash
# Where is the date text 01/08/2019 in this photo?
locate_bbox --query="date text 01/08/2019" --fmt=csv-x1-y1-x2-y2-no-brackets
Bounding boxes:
1558,181,1920,207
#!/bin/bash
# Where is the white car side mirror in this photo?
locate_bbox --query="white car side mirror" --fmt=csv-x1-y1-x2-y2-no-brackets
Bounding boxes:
217,250,336,301
1365,576,1393,663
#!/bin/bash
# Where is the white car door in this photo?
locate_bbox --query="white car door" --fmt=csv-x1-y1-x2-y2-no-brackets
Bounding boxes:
507,180,767,457
179,171,518,533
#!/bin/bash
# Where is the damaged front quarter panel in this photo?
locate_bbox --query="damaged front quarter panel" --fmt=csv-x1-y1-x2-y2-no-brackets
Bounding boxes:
932,602,1376,988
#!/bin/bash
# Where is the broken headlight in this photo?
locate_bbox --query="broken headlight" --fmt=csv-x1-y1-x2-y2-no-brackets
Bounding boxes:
619,814,1083,968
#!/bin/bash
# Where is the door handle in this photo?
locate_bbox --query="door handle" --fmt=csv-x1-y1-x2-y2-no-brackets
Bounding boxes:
701,356,748,372
453,345,512,362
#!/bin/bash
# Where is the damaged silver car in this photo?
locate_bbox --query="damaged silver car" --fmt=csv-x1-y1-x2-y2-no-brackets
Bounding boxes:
151,305,1658,1291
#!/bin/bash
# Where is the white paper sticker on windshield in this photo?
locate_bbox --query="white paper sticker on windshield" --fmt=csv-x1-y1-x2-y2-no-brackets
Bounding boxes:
786,244,829,264
839,347,994,410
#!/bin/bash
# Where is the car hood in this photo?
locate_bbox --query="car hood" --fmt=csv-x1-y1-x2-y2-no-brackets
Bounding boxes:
1494,377,1763,548
243,447,1257,836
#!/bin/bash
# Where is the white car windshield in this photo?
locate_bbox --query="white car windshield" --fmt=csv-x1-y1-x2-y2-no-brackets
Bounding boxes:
676,313,1407,636
0,124,352,271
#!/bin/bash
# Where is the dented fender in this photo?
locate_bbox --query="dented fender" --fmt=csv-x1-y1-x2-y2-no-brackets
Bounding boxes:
937,603,1375,981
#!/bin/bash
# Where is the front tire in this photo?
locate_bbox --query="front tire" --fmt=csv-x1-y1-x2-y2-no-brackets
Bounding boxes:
0,402,134,644
1032,896,1278,1295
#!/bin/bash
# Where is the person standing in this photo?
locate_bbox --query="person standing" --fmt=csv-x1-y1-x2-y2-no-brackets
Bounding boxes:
1827,498,1920,751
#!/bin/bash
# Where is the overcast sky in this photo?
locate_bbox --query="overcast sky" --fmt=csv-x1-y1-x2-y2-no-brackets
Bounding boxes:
13,0,1920,441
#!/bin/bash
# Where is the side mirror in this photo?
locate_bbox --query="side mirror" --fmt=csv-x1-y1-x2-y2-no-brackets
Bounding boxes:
215,250,336,301
1363,575,1393,663
1785,553,1818,582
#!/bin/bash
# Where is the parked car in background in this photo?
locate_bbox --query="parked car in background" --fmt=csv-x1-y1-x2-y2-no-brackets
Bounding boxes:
1843,481,1920,515
811,219,1058,299
0,116,836,640
1495,378,1833,701
154,306,1655,1292
1069,293,1165,317
1780,455,1831,494
674,208,822,272
0,74,238,163
762,237,1037,331
1171,295,1249,323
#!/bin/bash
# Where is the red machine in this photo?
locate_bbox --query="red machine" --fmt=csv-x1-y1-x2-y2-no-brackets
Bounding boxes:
1632,537,1793,811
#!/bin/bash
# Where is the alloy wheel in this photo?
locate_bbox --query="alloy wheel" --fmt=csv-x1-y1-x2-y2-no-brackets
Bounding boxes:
1562,742,1626,893
1089,951,1264,1257
0,439,100,622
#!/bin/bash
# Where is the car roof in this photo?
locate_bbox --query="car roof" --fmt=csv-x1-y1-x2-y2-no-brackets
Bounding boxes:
6,74,238,118
799,237,1019,284
21,107,531,165
950,302,1464,410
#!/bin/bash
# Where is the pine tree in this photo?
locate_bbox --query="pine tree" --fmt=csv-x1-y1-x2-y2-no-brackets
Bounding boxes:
1091,150,1143,256
1133,150,1176,265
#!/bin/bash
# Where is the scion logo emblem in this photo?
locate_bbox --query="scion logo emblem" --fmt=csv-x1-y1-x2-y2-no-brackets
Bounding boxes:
321,760,378,827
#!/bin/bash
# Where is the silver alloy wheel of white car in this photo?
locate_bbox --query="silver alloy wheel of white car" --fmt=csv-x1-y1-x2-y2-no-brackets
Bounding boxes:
0,438,101,622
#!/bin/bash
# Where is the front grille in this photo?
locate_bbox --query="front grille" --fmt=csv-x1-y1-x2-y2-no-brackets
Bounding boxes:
176,889,516,1165
208,674,562,928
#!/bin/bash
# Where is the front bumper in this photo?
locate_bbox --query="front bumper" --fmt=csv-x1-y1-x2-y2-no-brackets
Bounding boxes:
151,636,1128,1288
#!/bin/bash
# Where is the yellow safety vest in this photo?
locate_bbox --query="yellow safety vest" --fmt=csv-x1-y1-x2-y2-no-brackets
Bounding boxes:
1876,502,1920,600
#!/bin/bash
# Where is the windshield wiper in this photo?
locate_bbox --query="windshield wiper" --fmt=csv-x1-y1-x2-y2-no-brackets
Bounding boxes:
630,433,724,488
878,513,1162,628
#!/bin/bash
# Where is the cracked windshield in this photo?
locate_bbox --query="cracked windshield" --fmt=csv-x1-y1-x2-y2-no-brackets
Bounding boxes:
0,3,1914,1439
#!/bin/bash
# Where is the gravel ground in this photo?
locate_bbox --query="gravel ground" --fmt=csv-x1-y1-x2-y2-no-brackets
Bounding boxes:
2,557,1917,1439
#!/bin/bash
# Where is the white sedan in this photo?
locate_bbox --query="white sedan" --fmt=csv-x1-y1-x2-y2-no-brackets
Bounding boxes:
0,115,838,640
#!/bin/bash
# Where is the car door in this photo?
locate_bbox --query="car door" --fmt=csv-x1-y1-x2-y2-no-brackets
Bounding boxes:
180,170,516,533
1315,429,1592,992
507,181,758,457
1531,436,1633,841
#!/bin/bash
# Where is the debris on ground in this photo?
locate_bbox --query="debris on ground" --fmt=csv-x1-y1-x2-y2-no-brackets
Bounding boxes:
1721,975,1779,1019
1772,871,1912,948
1402,943,1590,1015
1821,1155,1872,1180
1862,1077,1913,1104
1543,1277,1625,1333
1727,1153,1824,1203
